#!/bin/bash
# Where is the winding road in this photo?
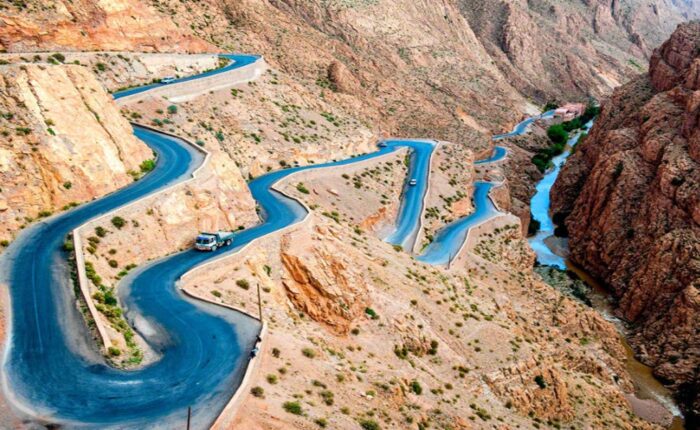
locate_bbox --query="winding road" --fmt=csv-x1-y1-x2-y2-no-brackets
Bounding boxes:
0,51,548,428
492,110,555,140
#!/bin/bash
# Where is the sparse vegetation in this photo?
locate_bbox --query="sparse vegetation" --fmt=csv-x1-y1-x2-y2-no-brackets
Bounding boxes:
139,159,156,173
359,419,380,430
282,401,303,415
251,386,265,398
302,347,316,358
535,375,547,389
111,216,126,229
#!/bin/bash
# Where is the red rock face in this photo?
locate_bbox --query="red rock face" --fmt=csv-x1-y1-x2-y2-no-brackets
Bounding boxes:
551,22,700,421
0,0,213,53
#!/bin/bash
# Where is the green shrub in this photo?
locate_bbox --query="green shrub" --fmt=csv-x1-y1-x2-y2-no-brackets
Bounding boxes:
236,279,250,290
364,307,379,320
302,347,316,358
296,182,310,194
51,53,66,63
140,159,156,173
111,216,126,229
1,239,10,247
546,124,568,144
428,339,439,355
359,419,380,430
103,290,118,306
410,380,422,395
211,290,222,298
108,259,118,268
167,105,178,114
108,346,121,357
95,226,107,237
251,386,265,398
319,390,334,405
282,401,303,415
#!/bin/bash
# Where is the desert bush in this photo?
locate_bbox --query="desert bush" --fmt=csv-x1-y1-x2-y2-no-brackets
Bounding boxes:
283,401,303,415
111,216,126,229
251,386,264,398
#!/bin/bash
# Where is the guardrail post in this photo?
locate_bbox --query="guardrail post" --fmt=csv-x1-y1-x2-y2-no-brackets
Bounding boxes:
257,282,263,322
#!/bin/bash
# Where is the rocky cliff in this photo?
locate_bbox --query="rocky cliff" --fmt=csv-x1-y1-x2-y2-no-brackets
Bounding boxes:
461,0,700,101
0,64,151,244
551,22,700,424
0,0,212,52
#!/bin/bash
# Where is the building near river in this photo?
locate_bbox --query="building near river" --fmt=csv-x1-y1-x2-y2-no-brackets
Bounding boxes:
554,103,585,120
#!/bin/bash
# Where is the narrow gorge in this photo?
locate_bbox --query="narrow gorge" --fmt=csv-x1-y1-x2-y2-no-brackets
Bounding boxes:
550,22,700,427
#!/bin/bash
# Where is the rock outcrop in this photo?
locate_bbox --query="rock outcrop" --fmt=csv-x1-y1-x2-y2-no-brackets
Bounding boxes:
0,64,151,243
551,22,700,423
0,0,212,53
281,226,371,335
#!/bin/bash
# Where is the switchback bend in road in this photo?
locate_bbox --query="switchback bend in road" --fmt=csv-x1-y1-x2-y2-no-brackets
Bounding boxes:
0,53,543,428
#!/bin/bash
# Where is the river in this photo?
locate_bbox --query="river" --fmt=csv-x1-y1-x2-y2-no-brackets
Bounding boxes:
527,123,685,429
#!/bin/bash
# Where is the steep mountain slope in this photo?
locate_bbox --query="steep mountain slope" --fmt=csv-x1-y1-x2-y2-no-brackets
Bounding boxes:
551,22,700,424
0,0,212,52
0,64,152,244
3,0,697,155
156,0,700,149
459,0,700,101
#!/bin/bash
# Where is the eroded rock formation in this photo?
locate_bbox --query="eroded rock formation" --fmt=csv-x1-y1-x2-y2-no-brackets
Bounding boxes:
0,64,151,242
0,0,212,52
551,21,700,422
281,225,371,335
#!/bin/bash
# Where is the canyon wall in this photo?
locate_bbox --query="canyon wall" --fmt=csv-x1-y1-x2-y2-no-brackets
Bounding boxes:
0,64,152,244
551,22,700,423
